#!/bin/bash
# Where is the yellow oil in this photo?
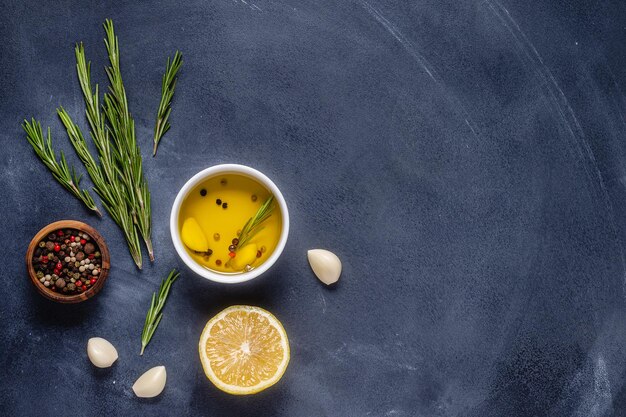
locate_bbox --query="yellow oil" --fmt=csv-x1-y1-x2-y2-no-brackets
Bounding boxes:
179,174,282,274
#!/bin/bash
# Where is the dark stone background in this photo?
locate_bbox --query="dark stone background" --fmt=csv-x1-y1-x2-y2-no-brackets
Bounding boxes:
1,0,626,416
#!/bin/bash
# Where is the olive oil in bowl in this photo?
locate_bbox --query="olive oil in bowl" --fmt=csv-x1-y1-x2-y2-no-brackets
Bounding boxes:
179,174,282,274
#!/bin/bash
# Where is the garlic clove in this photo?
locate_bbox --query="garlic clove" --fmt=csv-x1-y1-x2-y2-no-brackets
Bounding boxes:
132,366,167,398
87,337,118,368
181,217,209,252
307,249,342,285
230,243,257,270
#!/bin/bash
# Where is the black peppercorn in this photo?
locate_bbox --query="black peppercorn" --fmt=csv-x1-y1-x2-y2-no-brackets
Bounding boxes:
216,199,222,205
200,188,207,196
232,238,239,246
228,245,236,252
222,202,228,209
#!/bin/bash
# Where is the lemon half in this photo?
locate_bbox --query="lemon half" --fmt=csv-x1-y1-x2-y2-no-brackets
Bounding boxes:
199,305,290,395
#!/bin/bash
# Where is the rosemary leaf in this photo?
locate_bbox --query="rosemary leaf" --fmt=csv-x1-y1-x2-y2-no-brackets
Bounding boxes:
22,118,102,217
141,269,180,355
153,51,182,156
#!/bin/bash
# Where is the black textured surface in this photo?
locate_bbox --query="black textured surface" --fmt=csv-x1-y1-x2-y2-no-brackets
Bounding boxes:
2,0,626,416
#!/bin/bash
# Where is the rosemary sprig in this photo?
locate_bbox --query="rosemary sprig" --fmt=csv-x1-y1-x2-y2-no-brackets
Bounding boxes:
236,195,275,250
103,19,154,262
58,36,145,268
22,19,157,269
153,51,182,156
140,269,180,355
22,118,102,217
57,106,143,268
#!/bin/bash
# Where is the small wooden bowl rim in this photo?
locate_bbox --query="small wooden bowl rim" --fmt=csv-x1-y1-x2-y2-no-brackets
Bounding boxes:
26,220,110,304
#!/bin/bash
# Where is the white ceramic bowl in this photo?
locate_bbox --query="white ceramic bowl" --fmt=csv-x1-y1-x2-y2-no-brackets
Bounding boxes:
170,164,289,284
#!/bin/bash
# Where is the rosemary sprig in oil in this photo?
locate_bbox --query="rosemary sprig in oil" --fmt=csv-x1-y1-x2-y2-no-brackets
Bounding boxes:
22,118,102,217
153,51,183,156
140,269,180,355
236,195,275,250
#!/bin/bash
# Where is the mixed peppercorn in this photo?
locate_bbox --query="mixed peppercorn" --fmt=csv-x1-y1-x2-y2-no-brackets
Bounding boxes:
32,228,103,295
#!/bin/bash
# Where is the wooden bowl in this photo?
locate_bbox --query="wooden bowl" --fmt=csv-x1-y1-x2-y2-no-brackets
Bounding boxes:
26,220,110,303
